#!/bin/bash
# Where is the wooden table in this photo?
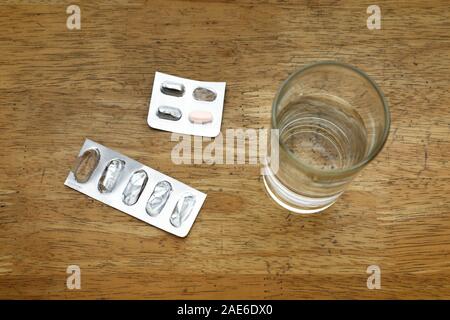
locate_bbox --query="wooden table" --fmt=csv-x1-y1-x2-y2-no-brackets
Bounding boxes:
1,0,449,299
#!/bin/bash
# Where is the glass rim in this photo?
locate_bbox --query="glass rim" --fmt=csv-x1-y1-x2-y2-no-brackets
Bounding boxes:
272,61,391,176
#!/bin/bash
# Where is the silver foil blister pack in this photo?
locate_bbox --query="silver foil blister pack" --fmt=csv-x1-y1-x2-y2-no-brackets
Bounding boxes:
147,71,226,137
64,139,207,237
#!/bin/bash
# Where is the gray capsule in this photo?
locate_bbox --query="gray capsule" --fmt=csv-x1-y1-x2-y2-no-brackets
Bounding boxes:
146,181,172,217
170,194,196,228
157,106,182,121
193,87,217,102
98,159,125,193
160,81,185,97
122,170,148,206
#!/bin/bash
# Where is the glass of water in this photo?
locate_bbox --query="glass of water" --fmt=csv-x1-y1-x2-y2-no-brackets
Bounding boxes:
263,61,390,213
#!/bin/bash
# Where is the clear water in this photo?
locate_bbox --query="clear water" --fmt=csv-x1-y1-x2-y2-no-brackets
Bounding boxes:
277,94,368,171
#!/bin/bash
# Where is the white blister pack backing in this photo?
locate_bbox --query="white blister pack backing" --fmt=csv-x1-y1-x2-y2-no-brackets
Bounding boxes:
64,139,207,237
147,71,226,137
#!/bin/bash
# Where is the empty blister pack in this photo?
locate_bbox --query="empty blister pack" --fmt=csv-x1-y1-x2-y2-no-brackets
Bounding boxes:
64,139,207,237
147,71,226,137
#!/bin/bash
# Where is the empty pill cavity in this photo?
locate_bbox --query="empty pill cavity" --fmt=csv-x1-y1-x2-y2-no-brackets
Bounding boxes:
98,159,125,193
157,106,182,121
72,148,100,183
146,181,172,217
160,81,185,97
122,170,148,206
193,87,217,102
188,110,213,124
170,194,196,228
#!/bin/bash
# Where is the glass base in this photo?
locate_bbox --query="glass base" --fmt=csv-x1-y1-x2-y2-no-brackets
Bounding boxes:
262,168,341,214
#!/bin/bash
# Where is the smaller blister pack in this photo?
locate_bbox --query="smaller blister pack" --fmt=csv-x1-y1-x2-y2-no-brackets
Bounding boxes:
147,71,226,137
64,139,207,237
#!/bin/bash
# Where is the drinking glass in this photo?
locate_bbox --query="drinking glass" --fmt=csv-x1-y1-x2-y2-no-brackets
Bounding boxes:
263,61,390,213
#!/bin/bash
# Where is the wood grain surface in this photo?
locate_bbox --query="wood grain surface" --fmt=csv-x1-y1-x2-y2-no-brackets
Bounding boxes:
0,0,449,299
